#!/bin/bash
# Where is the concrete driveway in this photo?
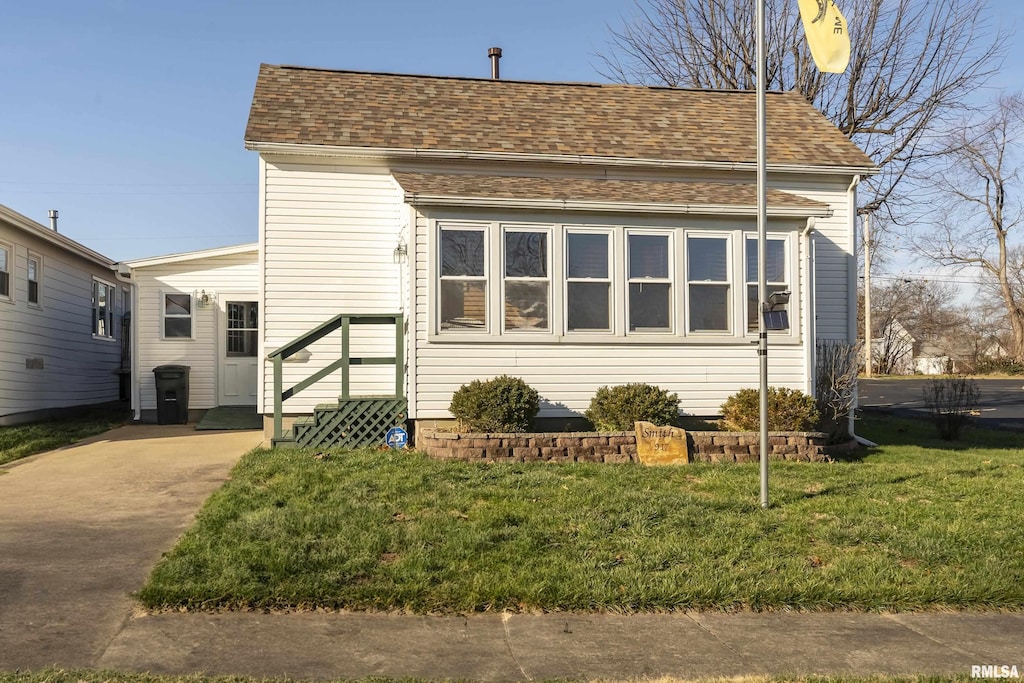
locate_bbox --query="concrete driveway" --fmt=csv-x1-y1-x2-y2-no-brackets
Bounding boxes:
0,424,261,670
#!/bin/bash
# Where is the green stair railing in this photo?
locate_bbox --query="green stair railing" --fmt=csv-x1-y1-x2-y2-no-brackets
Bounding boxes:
266,313,405,442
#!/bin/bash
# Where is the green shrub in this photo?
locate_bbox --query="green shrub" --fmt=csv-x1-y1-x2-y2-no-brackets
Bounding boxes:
720,387,820,432
449,375,540,432
975,357,1024,375
585,383,680,431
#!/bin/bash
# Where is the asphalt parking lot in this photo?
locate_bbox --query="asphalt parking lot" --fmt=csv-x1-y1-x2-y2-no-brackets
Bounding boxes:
859,377,1024,430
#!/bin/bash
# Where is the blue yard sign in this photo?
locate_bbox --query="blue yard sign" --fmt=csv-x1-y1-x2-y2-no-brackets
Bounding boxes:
385,426,408,450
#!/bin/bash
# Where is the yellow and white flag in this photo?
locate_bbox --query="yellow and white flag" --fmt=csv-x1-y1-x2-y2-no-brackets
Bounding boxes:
796,0,851,73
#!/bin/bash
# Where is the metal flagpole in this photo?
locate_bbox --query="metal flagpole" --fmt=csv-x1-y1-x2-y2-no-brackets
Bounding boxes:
756,0,770,509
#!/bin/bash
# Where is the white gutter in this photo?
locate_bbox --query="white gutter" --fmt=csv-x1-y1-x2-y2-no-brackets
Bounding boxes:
112,264,141,421
803,218,817,398
844,175,876,447
402,194,832,218
245,141,880,177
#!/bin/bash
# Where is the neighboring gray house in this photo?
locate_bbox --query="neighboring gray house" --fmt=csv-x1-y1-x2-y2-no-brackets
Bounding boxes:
0,204,127,425
243,64,878,445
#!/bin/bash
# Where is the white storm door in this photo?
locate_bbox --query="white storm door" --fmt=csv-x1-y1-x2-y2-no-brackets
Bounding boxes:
219,297,259,405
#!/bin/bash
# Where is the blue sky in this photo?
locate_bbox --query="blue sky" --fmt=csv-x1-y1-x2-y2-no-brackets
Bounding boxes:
2,1,1020,263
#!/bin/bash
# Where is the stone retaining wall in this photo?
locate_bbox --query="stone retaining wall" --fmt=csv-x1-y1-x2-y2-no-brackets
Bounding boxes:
416,429,832,463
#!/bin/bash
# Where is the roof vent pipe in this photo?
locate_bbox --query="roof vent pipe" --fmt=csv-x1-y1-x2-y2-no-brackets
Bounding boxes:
48,209,58,232
488,47,502,79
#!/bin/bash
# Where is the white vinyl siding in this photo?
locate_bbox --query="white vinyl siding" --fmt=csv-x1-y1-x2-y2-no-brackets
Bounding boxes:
133,251,258,413
260,158,404,413
0,224,120,422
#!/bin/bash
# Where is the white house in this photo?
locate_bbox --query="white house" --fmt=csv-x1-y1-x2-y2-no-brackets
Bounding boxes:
242,63,877,446
0,204,126,425
123,244,259,423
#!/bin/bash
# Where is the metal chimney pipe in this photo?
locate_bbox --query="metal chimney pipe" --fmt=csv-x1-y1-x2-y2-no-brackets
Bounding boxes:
48,209,58,232
488,47,502,79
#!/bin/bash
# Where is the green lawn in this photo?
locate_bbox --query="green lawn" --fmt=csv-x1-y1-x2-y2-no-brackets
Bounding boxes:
0,403,130,467
0,669,977,683
138,414,1024,613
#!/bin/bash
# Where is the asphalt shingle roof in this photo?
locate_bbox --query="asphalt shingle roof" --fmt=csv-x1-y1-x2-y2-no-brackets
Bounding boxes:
391,172,830,213
246,64,876,170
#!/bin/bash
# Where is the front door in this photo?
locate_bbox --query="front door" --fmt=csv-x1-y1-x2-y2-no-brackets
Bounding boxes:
218,297,259,405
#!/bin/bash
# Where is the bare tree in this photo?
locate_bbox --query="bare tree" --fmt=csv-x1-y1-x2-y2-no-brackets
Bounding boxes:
914,95,1024,362
599,0,1006,220
857,279,963,374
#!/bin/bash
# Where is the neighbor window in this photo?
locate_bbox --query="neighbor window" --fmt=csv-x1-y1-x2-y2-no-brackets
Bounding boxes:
687,235,731,332
27,253,40,305
163,293,192,338
503,229,550,331
746,236,790,332
566,231,612,332
92,279,116,339
627,232,672,331
0,243,9,299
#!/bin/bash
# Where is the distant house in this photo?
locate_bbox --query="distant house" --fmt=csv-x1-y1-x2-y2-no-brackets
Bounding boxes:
124,244,258,423
0,204,127,425
872,320,916,375
240,63,877,445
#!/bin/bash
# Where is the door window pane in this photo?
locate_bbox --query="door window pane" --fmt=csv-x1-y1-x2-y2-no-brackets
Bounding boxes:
227,302,258,356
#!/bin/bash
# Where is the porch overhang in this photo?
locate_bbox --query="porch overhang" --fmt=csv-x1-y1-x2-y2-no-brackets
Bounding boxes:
391,172,833,218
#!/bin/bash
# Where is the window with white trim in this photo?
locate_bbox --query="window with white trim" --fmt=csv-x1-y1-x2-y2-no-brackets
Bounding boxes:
92,278,116,339
27,253,40,305
439,226,487,331
0,243,10,300
162,292,192,339
687,234,731,333
503,228,550,331
566,230,613,332
627,232,672,332
745,236,790,332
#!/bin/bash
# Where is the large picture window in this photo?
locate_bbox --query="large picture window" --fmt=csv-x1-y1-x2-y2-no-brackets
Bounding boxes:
439,227,487,331
92,279,116,339
503,229,550,331
433,220,797,341
687,235,731,333
746,237,790,332
163,293,192,339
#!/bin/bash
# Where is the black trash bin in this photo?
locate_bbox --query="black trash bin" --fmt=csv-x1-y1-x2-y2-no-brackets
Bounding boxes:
153,365,190,424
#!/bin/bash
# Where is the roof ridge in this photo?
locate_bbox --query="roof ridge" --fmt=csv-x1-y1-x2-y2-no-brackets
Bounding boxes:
269,64,795,95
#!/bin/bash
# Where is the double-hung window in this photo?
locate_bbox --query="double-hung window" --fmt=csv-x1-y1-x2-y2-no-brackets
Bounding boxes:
27,253,40,305
746,236,790,332
0,243,10,300
627,232,672,332
163,293,192,338
439,226,487,331
565,231,613,332
503,229,550,331
92,279,116,339
687,235,731,333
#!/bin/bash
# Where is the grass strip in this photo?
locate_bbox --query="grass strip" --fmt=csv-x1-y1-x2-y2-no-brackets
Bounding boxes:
0,403,130,466
138,414,1024,613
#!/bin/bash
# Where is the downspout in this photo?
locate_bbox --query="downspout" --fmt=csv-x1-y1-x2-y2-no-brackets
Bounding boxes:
112,264,140,421
803,218,816,397
846,175,876,447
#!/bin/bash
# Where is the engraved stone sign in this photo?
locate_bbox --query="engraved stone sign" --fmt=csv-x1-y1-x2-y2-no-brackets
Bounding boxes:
635,421,690,465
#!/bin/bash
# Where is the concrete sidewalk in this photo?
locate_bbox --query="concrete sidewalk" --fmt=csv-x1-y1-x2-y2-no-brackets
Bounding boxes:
2,425,1022,681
